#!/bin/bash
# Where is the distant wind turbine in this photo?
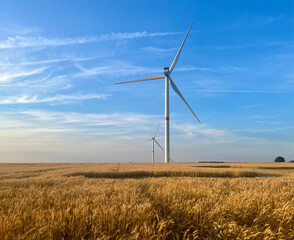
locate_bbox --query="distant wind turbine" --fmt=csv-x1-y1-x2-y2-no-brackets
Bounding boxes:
143,124,164,163
115,23,201,163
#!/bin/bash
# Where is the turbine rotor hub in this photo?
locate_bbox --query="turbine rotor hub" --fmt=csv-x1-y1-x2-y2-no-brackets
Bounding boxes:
164,67,169,76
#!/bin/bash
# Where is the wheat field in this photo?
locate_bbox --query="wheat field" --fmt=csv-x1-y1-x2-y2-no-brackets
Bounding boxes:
0,162,294,239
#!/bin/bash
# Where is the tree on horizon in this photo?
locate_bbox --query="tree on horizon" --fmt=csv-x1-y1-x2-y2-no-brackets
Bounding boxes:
274,156,285,162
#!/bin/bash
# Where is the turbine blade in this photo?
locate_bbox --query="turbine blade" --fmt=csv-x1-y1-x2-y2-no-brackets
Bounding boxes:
143,138,153,142
154,139,164,151
153,123,160,138
169,23,193,74
169,78,201,123
114,75,165,85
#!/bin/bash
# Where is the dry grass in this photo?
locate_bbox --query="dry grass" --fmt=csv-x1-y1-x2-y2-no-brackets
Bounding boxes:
0,162,294,239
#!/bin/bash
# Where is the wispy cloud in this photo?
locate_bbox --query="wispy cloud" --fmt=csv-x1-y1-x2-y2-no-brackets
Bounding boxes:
0,93,109,104
20,109,159,127
184,89,288,93
0,24,40,35
0,66,49,82
1,108,292,162
240,104,265,109
0,56,95,67
6,109,237,143
249,115,275,119
207,41,294,50
141,46,177,53
176,66,242,73
168,122,243,145
0,74,75,93
232,126,294,133
1,109,162,141
0,31,180,49
74,62,242,79
74,62,161,78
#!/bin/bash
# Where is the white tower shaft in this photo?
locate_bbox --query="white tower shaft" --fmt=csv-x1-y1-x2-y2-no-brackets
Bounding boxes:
165,76,170,163
152,140,154,163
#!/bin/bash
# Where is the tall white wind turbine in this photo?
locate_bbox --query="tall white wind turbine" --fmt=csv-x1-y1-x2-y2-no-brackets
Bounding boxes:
143,124,164,163
115,23,201,163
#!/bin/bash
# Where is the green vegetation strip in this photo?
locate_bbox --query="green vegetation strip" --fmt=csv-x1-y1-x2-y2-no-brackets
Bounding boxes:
66,171,270,179
193,165,231,168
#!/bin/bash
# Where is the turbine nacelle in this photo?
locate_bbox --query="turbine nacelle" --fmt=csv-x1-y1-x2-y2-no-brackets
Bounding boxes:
164,67,169,76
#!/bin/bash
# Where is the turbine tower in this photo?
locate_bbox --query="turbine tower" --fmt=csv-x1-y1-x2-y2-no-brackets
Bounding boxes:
143,124,164,163
115,23,201,163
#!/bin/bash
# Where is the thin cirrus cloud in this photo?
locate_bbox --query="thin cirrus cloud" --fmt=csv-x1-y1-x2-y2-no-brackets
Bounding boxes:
16,109,232,142
171,122,230,140
175,66,242,73
184,89,288,93
0,31,181,49
207,41,294,50
141,46,178,53
0,93,109,104
0,66,49,82
232,126,294,133
0,109,162,143
0,24,40,35
1,74,74,92
74,62,161,78
20,109,158,126
74,62,242,79
0,57,92,66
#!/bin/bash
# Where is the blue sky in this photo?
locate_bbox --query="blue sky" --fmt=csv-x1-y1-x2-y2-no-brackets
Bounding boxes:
0,0,293,162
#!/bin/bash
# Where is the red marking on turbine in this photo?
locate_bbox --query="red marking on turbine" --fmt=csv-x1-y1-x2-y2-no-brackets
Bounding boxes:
165,117,169,120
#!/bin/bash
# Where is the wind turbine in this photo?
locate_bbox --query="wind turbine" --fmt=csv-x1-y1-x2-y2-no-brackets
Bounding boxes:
143,124,164,163
115,23,201,163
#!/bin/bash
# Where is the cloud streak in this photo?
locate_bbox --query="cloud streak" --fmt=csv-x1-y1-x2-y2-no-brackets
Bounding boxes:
184,89,289,93
74,62,161,78
141,46,177,53
207,41,294,50
171,122,233,144
74,62,242,79
176,66,242,73
20,110,159,127
0,56,95,67
0,31,180,49
0,24,40,35
0,66,48,82
4,109,240,144
0,93,109,104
